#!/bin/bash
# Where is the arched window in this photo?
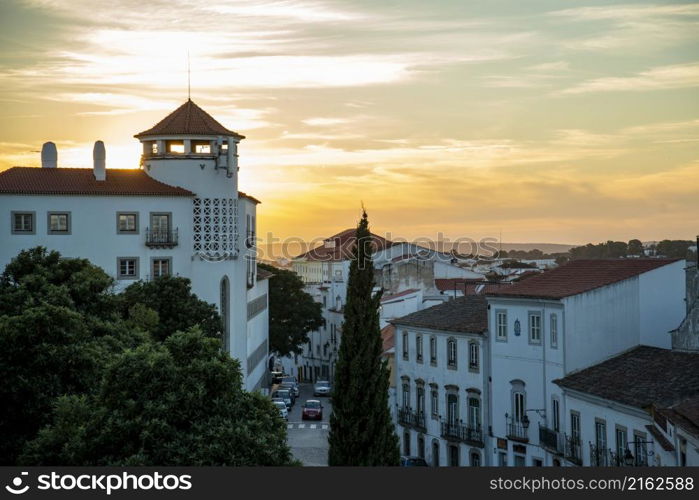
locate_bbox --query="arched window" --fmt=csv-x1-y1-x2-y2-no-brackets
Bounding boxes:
470,450,481,467
220,276,230,352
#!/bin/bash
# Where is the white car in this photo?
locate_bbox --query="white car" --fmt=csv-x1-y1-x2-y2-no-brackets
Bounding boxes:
273,400,289,420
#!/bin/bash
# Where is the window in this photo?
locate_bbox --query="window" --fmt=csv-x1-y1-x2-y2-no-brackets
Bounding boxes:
633,432,648,466
447,338,457,368
430,389,438,417
416,386,425,416
498,452,507,466
418,436,425,460
615,427,627,464
166,140,184,153
552,398,560,432
151,142,159,154
533,458,543,467
416,334,423,362
430,336,437,364
471,451,481,467
468,341,479,371
594,420,607,465
468,397,481,429
449,445,459,466
220,276,230,352
529,312,542,344
192,140,211,154
117,257,139,280
11,211,35,234
402,383,410,408
432,441,440,467
402,332,409,360
117,212,138,234
513,391,525,422
570,412,581,444
550,313,558,348
152,258,171,278
47,212,70,234
150,212,171,233
446,394,458,425
496,310,507,340
403,432,411,455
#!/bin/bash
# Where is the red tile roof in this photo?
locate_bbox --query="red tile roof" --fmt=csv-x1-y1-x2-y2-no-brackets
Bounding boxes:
554,346,699,411
392,295,488,334
380,324,395,354
0,167,194,197
294,228,393,262
134,99,245,139
239,191,261,204
487,258,681,300
381,288,420,303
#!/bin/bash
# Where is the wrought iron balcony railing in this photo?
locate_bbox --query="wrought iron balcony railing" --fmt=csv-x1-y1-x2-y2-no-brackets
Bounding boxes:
440,419,484,447
398,407,426,431
565,434,583,465
145,228,178,248
505,414,529,442
539,424,565,455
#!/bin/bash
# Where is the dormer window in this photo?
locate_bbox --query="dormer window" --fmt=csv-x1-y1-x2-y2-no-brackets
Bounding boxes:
166,140,184,154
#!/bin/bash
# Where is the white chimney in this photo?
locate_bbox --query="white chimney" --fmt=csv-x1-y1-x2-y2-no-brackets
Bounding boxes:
41,142,57,168
93,140,106,181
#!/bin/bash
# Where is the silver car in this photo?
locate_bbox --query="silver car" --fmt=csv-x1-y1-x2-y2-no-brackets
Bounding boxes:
313,380,332,396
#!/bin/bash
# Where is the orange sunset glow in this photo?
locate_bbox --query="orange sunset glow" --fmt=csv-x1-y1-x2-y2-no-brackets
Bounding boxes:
1,0,698,245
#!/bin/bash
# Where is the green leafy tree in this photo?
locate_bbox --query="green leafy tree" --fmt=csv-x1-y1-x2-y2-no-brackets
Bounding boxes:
328,210,399,466
120,276,222,342
627,239,644,256
258,263,324,356
20,329,295,466
0,248,144,464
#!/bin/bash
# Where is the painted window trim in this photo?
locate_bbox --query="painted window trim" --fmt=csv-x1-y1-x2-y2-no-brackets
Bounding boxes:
495,309,508,342
150,256,172,279
116,256,140,280
528,311,542,345
116,211,140,234
11,211,36,235
47,211,71,235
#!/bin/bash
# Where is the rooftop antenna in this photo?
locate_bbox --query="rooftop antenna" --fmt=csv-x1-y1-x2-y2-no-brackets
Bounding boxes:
187,50,191,100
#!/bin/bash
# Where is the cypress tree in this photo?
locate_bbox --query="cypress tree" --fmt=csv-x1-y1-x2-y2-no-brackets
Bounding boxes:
328,210,400,465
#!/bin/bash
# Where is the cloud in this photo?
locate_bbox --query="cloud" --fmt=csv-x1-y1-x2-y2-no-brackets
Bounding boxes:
560,63,699,94
302,117,351,126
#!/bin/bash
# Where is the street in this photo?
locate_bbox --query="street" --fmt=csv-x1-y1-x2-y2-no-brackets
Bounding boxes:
286,383,331,466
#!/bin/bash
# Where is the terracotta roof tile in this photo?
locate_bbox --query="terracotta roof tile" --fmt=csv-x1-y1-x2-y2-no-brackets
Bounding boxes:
554,346,699,410
293,228,393,262
0,167,194,197
392,295,488,334
658,395,699,439
487,258,681,300
135,99,244,139
239,191,261,204
381,288,420,303
381,324,395,354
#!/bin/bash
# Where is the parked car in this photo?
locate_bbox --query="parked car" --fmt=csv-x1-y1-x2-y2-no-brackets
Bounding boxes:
400,456,428,467
271,389,293,409
301,400,323,420
281,376,300,397
313,380,332,396
273,400,288,420
279,382,297,403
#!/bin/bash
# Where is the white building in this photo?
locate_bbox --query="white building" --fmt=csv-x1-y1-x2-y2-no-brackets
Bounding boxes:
554,346,699,467
485,258,686,466
0,99,270,391
392,296,489,466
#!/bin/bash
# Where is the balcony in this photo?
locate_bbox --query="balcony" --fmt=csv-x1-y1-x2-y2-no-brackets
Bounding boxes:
565,434,582,465
505,415,529,442
145,228,178,248
440,419,484,447
594,445,651,467
539,425,565,455
397,407,426,432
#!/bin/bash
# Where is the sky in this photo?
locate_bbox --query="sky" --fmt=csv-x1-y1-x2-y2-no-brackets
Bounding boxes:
0,0,698,245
